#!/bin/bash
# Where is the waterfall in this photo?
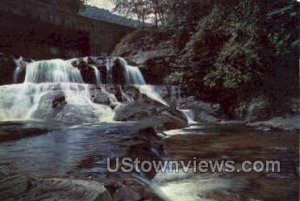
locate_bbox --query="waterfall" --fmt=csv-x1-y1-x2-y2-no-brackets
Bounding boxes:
0,59,114,121
24,59,83,83
91,65,101,85
126,65,146,84
106,57,145,85
180,109,197,124
0,56,169,122
136,85,168,105
13,57,25,83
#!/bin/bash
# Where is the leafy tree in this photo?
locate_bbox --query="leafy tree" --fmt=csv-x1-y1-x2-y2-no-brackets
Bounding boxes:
148,0,168,26
111,0,152,26
166,0,298,110
111,0,169,26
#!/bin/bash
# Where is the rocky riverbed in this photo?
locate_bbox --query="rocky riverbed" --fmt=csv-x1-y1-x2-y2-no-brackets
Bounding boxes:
0,54,298,200
0,121,298,201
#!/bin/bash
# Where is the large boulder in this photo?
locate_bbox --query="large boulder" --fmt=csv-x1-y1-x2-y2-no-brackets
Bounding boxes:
104,85,187,130
32,90,113,124
114,102,187,130
111,58,128,85
89,85,118,107
247,116,300,132
178,96,220,123
234,96,271,121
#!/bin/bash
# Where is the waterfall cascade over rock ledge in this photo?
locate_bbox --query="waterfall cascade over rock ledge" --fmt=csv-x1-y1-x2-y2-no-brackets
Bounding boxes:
0,56,187,129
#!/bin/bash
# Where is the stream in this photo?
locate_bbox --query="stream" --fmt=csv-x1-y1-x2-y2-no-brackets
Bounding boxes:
0,57,298,200
0,121,298,201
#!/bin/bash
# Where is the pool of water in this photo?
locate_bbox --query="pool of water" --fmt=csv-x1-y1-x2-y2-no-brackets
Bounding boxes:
0,121,298,201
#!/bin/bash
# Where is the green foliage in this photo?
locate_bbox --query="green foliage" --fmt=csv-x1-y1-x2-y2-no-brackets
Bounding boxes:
165,71,184,85
111,0,168,26
166,0,298,107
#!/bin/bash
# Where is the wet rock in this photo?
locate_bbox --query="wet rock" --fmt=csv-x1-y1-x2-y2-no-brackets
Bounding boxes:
0,122,49,142
111,58,128,85
0,53,16,85
140,55,174,84
89,88,111,105
235,96,271,121
247,115,300,131
107,183,142,201
114,102,187,130
179,97,220,123
51,93,67,109
32,91,66,117
0,175,112,201
32,90,109,124
54,105,103,124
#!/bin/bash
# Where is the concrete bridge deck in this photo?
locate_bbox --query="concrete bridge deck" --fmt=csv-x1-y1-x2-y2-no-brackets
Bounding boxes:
0,0,135,59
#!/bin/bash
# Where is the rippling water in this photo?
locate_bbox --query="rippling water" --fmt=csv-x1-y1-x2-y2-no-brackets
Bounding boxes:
0,121,298,201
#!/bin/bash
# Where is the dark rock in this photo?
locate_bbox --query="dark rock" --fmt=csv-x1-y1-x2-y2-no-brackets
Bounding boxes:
0,53,16,85
114,102,187,130
0,122,49,142
51,93,67,109
179,97,220,123
112,184,142,201
79,60,97,85
235,96,271,121
32,91,66,116
111,58,128,85
140,55,175,84
0,176,112,201
31,90,109,124
247,116,300,131
89,88,111,105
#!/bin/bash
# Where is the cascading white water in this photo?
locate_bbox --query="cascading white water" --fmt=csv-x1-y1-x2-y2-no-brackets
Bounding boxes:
13,57,25,83
0,59,114,122
180,109,197,124
127,65,146,85
106,57,145,85
0,57,170,122
136,85,168,105
91,65,101,85
24,59,83,83
105,57,166,105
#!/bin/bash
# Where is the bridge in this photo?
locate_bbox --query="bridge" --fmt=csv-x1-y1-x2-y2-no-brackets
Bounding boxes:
0,0,135,59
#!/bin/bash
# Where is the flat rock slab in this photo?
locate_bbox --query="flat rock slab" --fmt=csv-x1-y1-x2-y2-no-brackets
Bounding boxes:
0,175,112,201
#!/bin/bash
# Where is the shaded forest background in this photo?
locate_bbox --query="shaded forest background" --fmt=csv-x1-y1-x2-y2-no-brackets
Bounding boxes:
111,0,299,116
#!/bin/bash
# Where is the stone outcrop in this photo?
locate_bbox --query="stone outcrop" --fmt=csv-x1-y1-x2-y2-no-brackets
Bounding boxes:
114,102,187,130
0,53,16,86
247,116,300,132
178,96,221,123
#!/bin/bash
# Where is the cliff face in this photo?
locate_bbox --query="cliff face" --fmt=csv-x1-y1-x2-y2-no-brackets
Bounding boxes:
0,0,134,59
